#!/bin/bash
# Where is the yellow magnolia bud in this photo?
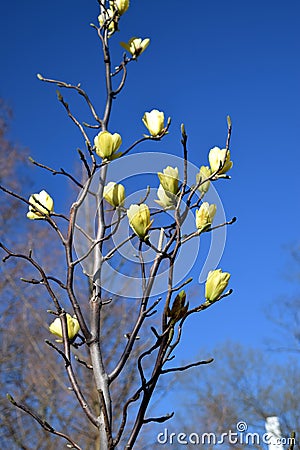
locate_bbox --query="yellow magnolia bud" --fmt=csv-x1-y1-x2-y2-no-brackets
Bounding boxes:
110,0,129,15
208,146,233,174
98,9,118,37
205,269,231,302
94,131,122,160
196,166,211,194
142,109,165,137
155,185,177,209
155,166,179,209
49,313,80,340
127,204,152,239
120,37,150,59
157,166,179,195
27,190,54,220
195,202,216,231
103,182,125,207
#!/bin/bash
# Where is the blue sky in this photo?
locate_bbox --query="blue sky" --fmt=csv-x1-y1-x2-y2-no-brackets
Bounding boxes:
1,0,300,360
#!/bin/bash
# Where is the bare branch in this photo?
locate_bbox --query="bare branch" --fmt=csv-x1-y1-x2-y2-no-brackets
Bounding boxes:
143,412,174,424
29,157,84,188
7,394,83,450
114,389,142,446
74,355,93,370
161,358,214,374
37,73,101,126
56,90,92,148
77,148,92,178
112,60,128,96
0,243,62,312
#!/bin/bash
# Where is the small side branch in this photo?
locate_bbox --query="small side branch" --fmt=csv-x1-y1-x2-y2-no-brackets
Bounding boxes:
37,74,101,126
29,157,84,188
114,388,142,447
161,358,214,374
143,412,174,424
56,90,91,147
1,243,62,312
7,394,83,450
225,114,232,151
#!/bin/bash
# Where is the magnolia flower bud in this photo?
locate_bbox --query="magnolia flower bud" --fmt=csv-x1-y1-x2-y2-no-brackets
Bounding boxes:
158,166,179,195
142,109,165,137
196,166,211,194
195,202,216,231
110,0,129,15
167,290,189,323
98,9,118,37
120,37,150,59
103,182,125,207
94,131,122,160
208,146,233,174
155,185,177,209
155,166,179,209
49,313,80,340
27,190,54,220
127,204,152,239
205,269,231,302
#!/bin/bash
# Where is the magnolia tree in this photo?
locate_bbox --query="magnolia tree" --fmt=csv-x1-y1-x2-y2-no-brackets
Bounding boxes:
0,1,236,449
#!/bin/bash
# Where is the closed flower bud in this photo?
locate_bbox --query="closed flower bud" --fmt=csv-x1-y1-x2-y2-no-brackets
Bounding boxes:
98,9,118,37
49,313,80,340
94,131,122,160
196,166,211,194
195,202,216,231
142,109,165,137
110,0,129,15
120,37,150,59
208,146,233,174
27,190,54,220
167,290,189,324
205,269,231,302
157,166,179,195
103,182,125,207
127,203,152,239
155,184,177,209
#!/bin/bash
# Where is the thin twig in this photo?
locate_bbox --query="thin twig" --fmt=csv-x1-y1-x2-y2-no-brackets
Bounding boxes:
143,412,174,424
37,74,101,126
113,389,142,446
56,91,91,147
29,157,83,188
161,358,213,374
1,243,62,312
7,394,83,450
112,61,127,96
74,355,93,370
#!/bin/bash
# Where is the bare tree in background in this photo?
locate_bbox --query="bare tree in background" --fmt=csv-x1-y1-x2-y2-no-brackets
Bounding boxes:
175,342,299,449
0,1,236,448
265,250,300,354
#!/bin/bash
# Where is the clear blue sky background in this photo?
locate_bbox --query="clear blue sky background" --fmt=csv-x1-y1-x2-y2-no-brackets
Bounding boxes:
1,0,300,361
